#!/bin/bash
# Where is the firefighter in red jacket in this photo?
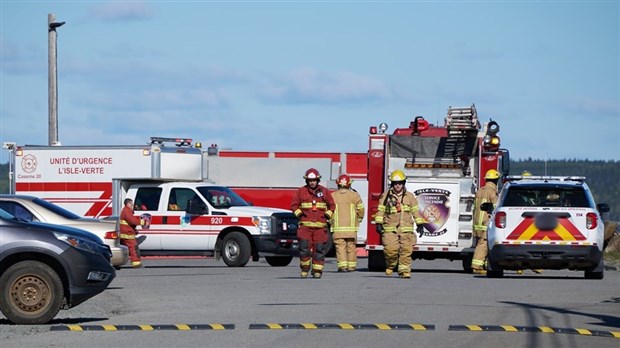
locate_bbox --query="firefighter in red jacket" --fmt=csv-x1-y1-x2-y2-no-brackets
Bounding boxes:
120,198,144,268
291,168,335,279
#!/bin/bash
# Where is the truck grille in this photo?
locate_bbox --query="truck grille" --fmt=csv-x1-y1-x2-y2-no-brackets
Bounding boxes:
272,212,298,239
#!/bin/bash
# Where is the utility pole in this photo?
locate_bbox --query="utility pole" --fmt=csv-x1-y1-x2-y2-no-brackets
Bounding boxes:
48,13,65,146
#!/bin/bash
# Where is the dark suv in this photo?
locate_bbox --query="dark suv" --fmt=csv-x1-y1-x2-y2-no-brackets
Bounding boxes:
0,208,116,324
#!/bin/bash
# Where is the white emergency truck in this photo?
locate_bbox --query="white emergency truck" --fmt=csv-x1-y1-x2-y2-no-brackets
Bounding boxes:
8,137,298,267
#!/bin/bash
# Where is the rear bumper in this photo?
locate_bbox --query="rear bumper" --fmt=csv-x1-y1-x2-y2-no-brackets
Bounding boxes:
488,244,602,270
253,235,298,257
110,245,129,267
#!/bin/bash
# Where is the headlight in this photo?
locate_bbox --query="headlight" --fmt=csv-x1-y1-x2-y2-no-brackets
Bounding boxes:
53,232,100,253
252,216,272,235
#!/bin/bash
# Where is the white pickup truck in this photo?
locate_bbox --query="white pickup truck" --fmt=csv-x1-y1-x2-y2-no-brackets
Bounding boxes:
121,181,299,267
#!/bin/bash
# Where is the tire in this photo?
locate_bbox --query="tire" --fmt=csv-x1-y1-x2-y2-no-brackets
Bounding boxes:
325,231,336,257
585,258,604,280
486,263,504,278
221,232,251,267
462,255,473,273
368,250,385,272
0,261,64,325
265,256,293,267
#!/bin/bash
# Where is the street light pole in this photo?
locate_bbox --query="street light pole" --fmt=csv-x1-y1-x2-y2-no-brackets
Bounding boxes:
48,13,65,146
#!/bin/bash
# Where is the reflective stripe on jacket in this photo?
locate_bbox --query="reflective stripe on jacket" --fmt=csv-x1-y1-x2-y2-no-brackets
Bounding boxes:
291,184,335,229
374,188,423,233
331,188,365,238
473,181,498,232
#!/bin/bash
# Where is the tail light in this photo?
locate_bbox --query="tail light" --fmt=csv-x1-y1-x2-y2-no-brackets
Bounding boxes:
104,231,119,240
586,213,597,229
495,212,506,228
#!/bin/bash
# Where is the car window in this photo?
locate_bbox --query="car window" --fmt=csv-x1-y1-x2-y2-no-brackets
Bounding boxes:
0,201,36,221
168,188,197,211
503,186,589,208
196,186,249,209
135,187,162,211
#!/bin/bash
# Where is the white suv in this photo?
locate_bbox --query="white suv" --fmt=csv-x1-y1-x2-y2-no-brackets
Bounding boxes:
483,176,610,279
0,194,129,268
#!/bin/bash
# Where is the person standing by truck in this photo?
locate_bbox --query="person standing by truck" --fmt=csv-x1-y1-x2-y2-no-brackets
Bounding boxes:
120,198,144,268
470,169,500,275
374,170,425,279
330,174,365,272
291,168,335,279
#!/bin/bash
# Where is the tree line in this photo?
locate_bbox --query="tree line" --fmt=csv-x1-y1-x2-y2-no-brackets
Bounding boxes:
1,159,618,221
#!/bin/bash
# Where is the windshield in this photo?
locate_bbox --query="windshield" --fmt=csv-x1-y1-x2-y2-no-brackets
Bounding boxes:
196,186,250,209
502,186,591,208
33,198,83,219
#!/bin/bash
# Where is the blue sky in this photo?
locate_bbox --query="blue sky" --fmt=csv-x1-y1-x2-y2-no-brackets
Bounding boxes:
1,0,619,164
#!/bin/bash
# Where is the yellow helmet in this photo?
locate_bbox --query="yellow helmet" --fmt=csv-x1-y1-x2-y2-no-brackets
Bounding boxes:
521,171,532,176
485,169,500,180
389,170,406,182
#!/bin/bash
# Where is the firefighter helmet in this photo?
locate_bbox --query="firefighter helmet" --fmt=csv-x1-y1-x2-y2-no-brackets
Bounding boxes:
522,170,532,176
303,168,321,180
389,170,406,183
336,174,352,188
485,169,500,180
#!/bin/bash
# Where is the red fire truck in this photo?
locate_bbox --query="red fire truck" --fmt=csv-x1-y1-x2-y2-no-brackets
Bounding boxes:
205,104,509,272
365,104,509,272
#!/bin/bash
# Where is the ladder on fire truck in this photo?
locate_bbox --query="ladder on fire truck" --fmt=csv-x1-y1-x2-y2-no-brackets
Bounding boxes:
442,104,480,157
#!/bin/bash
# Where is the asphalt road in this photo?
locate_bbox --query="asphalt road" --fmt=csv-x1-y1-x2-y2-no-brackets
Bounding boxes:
1,257,619,348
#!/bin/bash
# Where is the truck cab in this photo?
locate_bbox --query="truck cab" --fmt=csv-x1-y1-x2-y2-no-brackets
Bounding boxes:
121,181,298,267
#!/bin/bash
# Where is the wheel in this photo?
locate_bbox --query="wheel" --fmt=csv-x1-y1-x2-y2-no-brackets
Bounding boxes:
368,250,384,272
486,262,504,278
462,254,473,273
585,258,604,280
265,256,293,267
0,261,64,324
221,232,251,267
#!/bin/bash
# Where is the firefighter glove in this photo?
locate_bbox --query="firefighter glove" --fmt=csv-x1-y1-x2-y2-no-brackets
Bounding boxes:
376,224,384,234
416,224,424,237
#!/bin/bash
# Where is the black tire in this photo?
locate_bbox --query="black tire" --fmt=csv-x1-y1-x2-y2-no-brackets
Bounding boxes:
368,250,385,272
265,256,293,267
0,261,64,324
585,258,604,280
325,231,336,257
486,262,504,278
221,232,251,267
462,254,473,273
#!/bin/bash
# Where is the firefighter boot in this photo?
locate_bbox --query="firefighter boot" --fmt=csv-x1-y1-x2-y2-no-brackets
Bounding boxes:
338,267,348,272
399,273,411,279
385,268,394,276
516,270,524,275
472,268,487,275
300,271,309,278
313,272,322,279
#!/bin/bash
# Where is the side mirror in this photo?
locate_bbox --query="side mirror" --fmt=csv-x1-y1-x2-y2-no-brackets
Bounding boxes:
597,203,610,214
480,202,494,213
186,198,208,215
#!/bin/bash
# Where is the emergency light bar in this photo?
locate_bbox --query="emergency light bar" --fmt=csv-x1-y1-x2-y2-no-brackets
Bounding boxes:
506,175,586,182
150,137,193,147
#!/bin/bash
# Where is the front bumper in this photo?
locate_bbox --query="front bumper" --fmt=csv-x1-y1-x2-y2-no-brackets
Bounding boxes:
488,244,602,270
61,247,116,308
253,235,299,257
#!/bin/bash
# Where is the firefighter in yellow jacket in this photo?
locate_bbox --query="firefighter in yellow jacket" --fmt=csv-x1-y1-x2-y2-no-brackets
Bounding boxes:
471,169,500,274
374,170,424,279
331,174,365,272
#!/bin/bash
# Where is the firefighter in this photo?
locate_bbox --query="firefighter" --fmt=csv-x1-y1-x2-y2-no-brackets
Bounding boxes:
374,170,424,279
471,169,500,274
330,174,365,272
291,168,335,279
120,198,145,268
